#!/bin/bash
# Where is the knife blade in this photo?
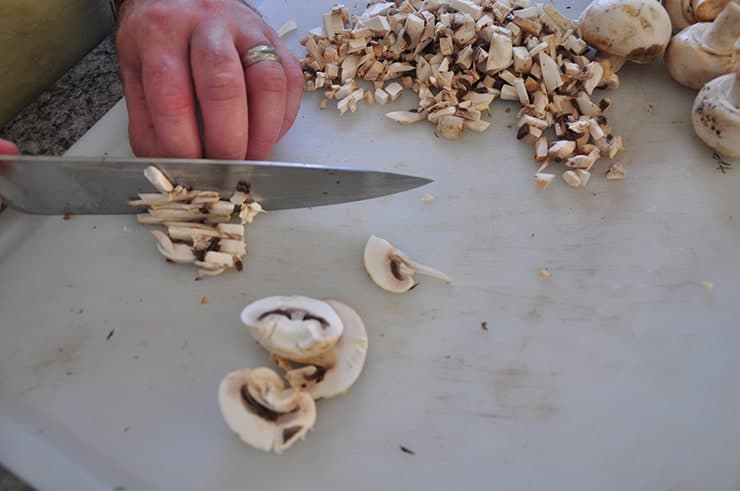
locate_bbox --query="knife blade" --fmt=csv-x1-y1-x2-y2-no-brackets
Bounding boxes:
0,155,432,215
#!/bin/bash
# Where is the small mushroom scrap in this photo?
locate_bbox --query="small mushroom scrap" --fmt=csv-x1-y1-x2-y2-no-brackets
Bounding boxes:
691,70,740,162
130,166,263,279
218,367,317,453
664,0,740,89
363,235,453,293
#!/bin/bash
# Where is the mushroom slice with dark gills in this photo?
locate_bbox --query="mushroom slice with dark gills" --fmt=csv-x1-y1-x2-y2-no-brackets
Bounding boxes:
363,235,453,293
274,300,368,400
241,296,344,362
218,367,316,453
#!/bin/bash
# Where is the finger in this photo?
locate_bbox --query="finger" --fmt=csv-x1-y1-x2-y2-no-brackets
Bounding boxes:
140,40,202,158
119,62,157,157
264,33,303,138
0,140,18,155
190,24,248,160
237,37,287,160
0,139,18,176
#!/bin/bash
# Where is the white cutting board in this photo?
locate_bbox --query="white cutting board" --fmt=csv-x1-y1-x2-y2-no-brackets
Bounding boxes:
2,1,740,490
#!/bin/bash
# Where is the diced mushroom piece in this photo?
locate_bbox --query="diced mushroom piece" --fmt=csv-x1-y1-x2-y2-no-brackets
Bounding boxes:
363,14,392,35
323,9,346,39
427,106,457,122
375,87,390,104
563,34,588,54
548,140,577,160
539,52,563,93
364,235,452,293
447,0,484,19
241,296,345,362
562,170,582,187
453,14,477,45
512,46,533,73
500,84,519,100
340,55,361,83
218,367,316,454
463,119,491,132
385,82,404,101
279,299,368,400
152,230,196,264
217,223,245,239
486,27,514,73
239,202,264,224
278,19,298,38
436,115,465,140
582,62,604,95
143,166,174,194
386,110,427,124
605,161,626,179
534,136,549,162
576,169,592,187
535,172,556,189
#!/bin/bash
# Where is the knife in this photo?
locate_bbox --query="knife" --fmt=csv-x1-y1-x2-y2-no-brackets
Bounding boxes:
0,155,432,215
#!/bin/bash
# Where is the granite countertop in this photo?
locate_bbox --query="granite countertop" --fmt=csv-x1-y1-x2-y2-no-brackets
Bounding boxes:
0,35,122,491
0,36,123,156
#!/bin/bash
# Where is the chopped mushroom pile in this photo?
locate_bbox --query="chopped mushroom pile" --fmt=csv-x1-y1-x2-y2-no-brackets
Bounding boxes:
130,166,264,279
219,296,369,453
300,0,627,187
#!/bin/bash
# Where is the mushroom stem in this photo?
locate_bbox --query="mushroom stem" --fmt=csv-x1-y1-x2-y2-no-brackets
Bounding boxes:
732,69,740,107
701,0,740,54
405,259,454,284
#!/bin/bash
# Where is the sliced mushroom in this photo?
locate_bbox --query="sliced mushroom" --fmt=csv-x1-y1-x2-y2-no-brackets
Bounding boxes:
152,230,196,264
664,0,740,89
691,70,740,162
363,235,452,293
218,367,316,454
278,299,368,400
241,296,345,362
578,0,672,64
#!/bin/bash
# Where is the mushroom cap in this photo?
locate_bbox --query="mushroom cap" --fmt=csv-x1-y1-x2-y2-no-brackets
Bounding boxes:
691,71,740,161
665,23,738,89
218,367,317,454
363,235,416,293
282,299,369,400
578,0,672,63
241,296,344,362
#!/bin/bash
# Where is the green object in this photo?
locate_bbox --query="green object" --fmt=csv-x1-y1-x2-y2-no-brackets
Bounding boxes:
0,0,114,126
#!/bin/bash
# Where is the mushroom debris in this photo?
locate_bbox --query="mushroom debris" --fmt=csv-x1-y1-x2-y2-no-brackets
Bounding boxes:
129,166,264,279
364,234,453,293
222,296,369,453
300,0,628,188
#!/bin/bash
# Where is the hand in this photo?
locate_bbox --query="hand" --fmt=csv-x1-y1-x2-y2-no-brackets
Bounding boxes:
0,139,18,176
115,0,303,160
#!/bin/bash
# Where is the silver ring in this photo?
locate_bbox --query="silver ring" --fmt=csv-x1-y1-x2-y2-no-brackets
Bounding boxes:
242,45,281,68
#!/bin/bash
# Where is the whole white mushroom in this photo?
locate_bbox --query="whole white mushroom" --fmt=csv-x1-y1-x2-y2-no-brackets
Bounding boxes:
691,70,740,163
579,0,673,64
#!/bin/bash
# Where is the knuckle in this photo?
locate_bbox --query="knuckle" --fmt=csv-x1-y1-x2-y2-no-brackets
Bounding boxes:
201,72,245,102
141,3,174,27
252,67,286,95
